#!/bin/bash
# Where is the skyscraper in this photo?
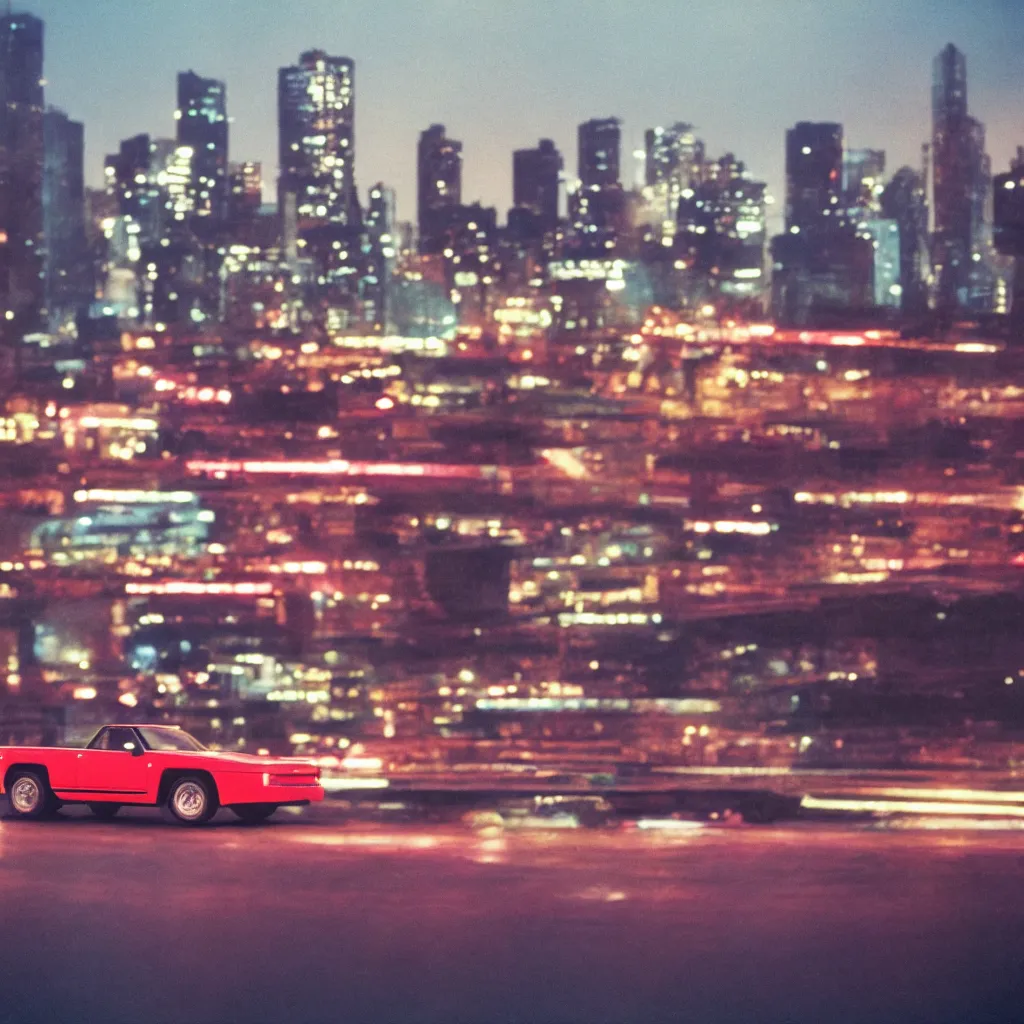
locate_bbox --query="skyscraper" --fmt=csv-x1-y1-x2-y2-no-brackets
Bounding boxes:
578,118,621,188
842,148,886,216
0,13,45,339
228,161,263,222
362,182,397,330
417,124,461,253
774,122,874,324
278,50,355,225
785,122,843,237
43,108,89,330
931,44,991,311
645,123,703,189
881,167,930,313
643,123,705,231
512,138,562,235
176,71,228,220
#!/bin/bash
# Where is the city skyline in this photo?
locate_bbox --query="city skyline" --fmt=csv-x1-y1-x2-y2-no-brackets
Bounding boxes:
24,0,1024,225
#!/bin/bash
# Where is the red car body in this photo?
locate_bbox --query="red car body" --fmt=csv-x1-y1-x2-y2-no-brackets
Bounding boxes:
0,724,324,824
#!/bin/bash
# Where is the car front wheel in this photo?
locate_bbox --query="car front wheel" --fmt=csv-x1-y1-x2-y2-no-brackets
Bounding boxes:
231,804,277,824
6,771,55,820
163,776,217,826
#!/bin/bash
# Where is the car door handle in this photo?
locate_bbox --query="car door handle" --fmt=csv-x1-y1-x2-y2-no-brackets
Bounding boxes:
77,754,83,758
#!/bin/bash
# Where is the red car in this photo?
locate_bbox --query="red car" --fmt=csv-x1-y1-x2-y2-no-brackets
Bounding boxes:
0,724,324,825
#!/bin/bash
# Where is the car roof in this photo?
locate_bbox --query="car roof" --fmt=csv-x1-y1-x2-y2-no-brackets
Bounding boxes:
104,724,183,731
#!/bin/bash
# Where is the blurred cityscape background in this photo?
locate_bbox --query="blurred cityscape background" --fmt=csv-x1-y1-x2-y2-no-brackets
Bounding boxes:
1,9,1023,795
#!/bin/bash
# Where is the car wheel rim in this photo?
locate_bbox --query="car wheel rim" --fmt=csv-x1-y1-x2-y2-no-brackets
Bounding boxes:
11,777,41,813
173,782,206,820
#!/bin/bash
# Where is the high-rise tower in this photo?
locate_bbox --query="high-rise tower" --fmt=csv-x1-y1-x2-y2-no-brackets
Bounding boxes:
176,71,228,220
931,44,990,311
512,138,562,236
785,122,843,238
278,50,355,225
417,124,461,254
43,108,88,329
578,118,621,188
0,13,45,339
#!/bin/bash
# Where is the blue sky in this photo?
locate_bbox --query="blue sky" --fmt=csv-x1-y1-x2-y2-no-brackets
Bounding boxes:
28,0,1024,226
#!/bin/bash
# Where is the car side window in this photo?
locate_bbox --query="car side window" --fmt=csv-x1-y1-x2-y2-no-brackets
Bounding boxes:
106,728,138,752
90,729,111,750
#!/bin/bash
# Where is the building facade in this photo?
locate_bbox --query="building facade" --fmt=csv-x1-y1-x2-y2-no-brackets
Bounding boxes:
417,124,462,254
0,14,45,339
176,71,229,221
931,44,992,313
512,138,562,238
42,108,89,331
278,51,355,225
578,118,621,189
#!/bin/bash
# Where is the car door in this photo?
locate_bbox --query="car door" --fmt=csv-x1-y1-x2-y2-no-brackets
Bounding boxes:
76,727,151,799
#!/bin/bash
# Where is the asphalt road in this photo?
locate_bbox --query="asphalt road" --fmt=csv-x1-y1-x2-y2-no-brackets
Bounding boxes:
0,805,1022,1024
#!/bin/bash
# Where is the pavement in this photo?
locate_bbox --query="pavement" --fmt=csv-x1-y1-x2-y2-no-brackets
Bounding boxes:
0,804,1022,1024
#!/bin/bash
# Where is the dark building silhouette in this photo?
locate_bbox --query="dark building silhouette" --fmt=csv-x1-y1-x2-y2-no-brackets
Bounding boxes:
228,161,262,223
278,50,355,225
881,166,930,313
42,108,89,330
842,148,886,215
931,44,991,312
645,123,703,189
993,152,1024,333
361,182,397,330
417,124,462,254
774,122,875,324
176,71,228,221
785,122,843,238
578,117,621,188
0,13,45,341
512,138,561,238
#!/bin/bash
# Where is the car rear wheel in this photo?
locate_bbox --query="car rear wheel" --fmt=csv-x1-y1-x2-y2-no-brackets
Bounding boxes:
89,803,121,820
6,771,56,820
231,804,277,824
163,776,217,826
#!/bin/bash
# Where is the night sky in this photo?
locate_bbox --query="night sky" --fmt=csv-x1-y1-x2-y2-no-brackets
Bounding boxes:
29,0,1024,227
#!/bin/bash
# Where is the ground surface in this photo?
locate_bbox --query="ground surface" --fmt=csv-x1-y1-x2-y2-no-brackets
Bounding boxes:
0,805,1021,1024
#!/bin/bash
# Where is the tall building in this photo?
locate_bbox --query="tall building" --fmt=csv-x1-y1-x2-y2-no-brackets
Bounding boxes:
640,123,705,231
863,219,902,308
42,108,89,330
578,118,621,188
881,167,930,313
512,138,562,237
931,44,991,312
0,13,45,339
176,71,228,220
361,182,397,330
278,50,355,225
774,122,875,324
993,155,1024,331
417,124,461,254
843,148,886,216
785,122,843,237
676,154,769,307
228,161,263,222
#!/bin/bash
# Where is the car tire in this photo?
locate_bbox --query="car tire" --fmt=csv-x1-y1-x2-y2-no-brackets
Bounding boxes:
6,770,56,820
163,776,218,826
231,804,277,824
89,803,122,820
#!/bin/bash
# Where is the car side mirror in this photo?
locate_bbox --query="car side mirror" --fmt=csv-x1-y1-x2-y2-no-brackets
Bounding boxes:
124,742,143,756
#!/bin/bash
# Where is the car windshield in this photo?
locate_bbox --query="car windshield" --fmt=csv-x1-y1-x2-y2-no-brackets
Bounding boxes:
136,727,207,752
